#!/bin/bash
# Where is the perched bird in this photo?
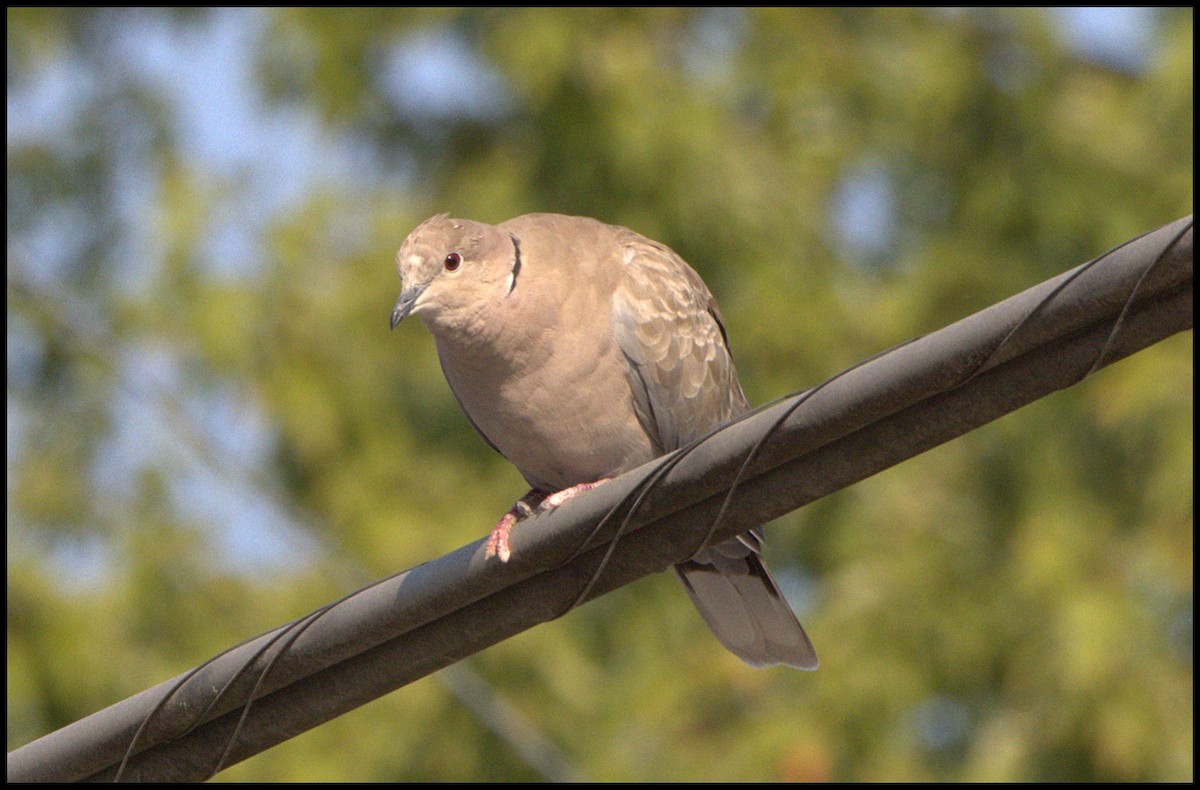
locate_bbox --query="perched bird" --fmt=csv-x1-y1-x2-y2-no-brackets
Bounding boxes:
391,213,817,669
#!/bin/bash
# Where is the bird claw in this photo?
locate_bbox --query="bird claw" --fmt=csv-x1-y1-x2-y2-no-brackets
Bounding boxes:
540,478,611,510
485,490,545,562
485,479,611,562
485,510,519,562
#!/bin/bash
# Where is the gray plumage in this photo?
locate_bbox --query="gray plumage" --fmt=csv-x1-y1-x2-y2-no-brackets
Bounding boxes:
392,212,817,670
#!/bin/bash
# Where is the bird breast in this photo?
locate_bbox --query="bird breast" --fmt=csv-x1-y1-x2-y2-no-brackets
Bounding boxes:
432,300,658,492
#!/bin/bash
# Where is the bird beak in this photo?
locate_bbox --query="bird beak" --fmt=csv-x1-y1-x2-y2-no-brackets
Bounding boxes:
390,284,426,330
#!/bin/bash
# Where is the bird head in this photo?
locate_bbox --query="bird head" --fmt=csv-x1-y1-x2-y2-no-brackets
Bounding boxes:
391,214,518,333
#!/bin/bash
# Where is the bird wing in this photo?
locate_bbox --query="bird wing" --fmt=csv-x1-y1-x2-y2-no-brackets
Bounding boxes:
610,230,750,453
610,228,818,670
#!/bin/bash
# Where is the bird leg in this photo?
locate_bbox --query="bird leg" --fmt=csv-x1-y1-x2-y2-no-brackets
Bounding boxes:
541,478,611,509
485,489,546,562
485,479,612,562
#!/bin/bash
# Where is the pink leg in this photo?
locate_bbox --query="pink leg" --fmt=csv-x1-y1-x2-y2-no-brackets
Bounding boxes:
486,489,545,562
541,478,610,509
485,479,611,562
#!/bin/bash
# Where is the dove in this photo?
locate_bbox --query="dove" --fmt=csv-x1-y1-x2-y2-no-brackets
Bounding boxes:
391,213,817,669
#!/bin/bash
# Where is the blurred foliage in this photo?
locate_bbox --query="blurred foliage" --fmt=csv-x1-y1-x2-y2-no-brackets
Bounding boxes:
6,7,1192,782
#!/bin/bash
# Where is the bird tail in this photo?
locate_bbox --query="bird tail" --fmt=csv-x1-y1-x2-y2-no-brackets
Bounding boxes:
673,534,818,670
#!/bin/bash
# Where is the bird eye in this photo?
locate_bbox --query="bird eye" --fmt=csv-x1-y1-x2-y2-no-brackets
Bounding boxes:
443,252,462,272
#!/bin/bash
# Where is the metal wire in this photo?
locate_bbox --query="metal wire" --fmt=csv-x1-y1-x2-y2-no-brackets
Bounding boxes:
6,215,1192,783
7,273,581,783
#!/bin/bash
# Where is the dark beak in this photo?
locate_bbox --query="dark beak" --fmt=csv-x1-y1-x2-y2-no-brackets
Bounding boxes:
390,284,426,330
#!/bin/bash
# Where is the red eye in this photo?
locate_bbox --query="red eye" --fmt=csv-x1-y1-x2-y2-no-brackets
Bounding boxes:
444,252,462,271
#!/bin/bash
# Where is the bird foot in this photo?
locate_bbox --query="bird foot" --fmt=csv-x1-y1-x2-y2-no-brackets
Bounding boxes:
485,491,543,562
485,479,611,562
541,478,611,509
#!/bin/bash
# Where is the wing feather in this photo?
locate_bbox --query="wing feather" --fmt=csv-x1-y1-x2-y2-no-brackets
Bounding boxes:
611,232,749,451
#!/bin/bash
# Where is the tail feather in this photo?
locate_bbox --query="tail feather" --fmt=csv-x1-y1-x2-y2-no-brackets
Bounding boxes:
673,534,818,670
